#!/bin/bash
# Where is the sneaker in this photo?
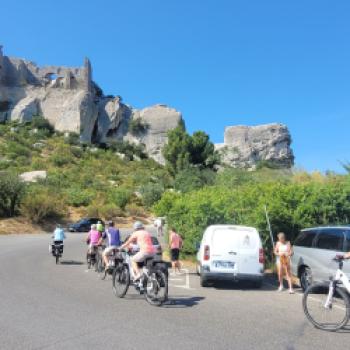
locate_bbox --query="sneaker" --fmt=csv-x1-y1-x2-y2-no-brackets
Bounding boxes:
277,285,284,292
289,289,295,294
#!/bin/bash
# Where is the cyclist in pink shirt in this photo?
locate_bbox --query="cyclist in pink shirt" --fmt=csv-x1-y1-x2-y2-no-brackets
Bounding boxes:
169,228,183,274
120,221,155,280
86,224,102,253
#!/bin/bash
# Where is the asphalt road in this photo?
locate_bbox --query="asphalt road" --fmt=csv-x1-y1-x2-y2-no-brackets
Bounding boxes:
1,231,349,350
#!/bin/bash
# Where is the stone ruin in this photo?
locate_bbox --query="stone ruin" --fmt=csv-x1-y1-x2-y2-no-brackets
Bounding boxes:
0,46,294,167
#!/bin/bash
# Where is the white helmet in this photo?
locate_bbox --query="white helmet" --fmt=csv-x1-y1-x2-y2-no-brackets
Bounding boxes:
133,221,144,230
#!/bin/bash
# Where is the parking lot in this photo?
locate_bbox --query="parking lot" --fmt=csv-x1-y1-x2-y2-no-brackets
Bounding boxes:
0,232,349,350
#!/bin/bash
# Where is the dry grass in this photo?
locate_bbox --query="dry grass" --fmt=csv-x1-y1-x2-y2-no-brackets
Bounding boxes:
0,212,153,235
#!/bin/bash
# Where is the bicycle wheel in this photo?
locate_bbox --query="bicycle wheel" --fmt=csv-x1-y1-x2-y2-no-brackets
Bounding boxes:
55,254,59,265
96,255,104,275
303,282,350,331
112,265,130,298
144,270,168,306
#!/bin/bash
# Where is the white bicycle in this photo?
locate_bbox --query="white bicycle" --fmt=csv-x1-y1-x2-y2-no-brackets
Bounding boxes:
303,255,350,331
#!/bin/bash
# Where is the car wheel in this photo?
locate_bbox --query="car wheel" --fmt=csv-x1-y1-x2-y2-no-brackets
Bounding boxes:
300,266,313,291
200,268,209,287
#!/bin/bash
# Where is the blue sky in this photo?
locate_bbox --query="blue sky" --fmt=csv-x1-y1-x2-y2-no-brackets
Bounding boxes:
2,0,349,172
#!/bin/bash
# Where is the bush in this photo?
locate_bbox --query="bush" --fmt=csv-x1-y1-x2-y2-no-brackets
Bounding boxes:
139,183,164,207
31,116,54,134
0,172,26,217
109,187,132,209
154,177,350,255
66,188,94,207
85,205,100,218
21,189,65,223
99,204,124,219
126,204,146,217
64,132,80,145
128,117,149,135
50,146,74,166
174,167,215,193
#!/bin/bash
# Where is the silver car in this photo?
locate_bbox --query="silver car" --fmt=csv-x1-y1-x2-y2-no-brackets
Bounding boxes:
291,226,350,290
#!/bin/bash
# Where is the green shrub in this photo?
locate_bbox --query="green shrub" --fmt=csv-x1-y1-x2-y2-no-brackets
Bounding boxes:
126,204,146,217
21,189,65,223
31,116,54,134
0,172,26,217
128,117,149,135
174,167,215,193
99,204,124,219
50,146,74,167
64,132,80,145
139,183,164,207
109,187,132,209
155,178,350,255
85,205,100,218
66,188,94,207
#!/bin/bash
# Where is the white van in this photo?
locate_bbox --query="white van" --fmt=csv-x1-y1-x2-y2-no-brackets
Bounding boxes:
196,225,265,287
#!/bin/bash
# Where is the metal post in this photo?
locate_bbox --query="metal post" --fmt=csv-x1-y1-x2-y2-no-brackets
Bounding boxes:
264,205,274,247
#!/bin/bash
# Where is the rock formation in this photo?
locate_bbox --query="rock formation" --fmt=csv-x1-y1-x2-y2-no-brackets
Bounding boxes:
215,124,294,169
0,46,181,163
0,46,294,167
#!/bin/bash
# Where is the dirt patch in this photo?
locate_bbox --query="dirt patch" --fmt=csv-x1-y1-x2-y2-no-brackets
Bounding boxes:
0,217,48,235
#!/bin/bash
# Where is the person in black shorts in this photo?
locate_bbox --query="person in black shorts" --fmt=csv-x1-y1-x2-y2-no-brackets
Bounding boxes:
169,228,183,274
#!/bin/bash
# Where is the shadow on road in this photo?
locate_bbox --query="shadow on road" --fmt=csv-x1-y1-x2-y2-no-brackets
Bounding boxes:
60,260,84,266
164,296,205,308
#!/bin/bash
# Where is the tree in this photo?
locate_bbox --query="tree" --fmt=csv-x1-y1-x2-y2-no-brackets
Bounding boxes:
0,172,26,217
190,131,219,168
163,123,218,175
162,123,191,175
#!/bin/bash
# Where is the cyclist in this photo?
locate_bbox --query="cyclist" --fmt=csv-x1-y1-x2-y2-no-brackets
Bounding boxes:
52,224,66,253
86,224,102,254
120,221,155,280
102,221,121,269
96,220,103,235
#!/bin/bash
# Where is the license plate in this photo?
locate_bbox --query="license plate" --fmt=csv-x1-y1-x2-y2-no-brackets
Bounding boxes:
213,261,235,269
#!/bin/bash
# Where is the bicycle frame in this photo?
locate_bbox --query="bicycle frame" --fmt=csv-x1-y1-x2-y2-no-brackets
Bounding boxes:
324,263,350,308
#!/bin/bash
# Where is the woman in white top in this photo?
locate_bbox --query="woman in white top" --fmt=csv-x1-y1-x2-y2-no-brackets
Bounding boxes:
274,232,294,293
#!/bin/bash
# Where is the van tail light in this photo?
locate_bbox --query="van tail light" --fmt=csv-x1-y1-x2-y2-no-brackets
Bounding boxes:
204,245,210,261
259,248,265,264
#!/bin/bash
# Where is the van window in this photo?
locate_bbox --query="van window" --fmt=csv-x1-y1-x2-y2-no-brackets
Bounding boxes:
294,230,316,247
315,229,345,251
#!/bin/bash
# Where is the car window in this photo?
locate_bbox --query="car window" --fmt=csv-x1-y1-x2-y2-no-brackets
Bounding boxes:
315,229,345,251
294,230,316,247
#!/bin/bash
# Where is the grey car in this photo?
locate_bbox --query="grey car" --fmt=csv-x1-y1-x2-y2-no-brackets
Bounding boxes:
291,226,350,290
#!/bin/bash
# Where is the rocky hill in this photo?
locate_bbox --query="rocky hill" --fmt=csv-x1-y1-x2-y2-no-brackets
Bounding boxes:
0,46,294,168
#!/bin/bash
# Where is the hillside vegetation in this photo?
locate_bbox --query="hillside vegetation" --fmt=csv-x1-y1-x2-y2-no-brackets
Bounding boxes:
0,118,170,224
1,117,349,256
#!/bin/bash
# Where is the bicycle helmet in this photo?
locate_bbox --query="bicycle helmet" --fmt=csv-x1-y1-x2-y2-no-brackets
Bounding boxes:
133,221,144,230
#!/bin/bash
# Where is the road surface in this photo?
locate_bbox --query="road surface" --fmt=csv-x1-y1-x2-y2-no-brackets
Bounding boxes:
0,231,349,350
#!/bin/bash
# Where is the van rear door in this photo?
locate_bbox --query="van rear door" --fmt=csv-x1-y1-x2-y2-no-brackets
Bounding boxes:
210,227,260,274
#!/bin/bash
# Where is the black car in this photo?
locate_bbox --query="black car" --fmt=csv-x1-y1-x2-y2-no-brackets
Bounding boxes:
69,218,104,232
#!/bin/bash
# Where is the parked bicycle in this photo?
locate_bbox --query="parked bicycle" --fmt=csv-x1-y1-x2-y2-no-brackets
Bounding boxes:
112,249,170,306
303,255,350,331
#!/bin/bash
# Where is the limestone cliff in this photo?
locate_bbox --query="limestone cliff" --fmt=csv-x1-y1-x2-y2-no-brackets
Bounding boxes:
215,124,294,169
0,46,293,167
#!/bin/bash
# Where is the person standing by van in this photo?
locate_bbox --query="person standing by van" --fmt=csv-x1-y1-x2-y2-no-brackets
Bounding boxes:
274,232,294,294
169,228,183,274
